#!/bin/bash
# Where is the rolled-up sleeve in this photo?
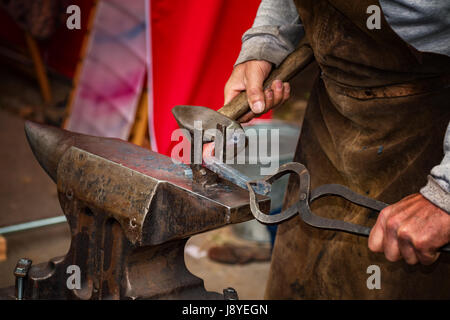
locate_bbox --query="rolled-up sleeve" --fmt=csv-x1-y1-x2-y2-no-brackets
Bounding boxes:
235,0,304,67
421,123,450,213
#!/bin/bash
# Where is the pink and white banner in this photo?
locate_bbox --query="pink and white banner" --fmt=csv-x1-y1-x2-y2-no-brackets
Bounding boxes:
66,0,147,139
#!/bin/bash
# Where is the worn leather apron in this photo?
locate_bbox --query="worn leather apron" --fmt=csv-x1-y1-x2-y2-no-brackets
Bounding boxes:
266,0,450,299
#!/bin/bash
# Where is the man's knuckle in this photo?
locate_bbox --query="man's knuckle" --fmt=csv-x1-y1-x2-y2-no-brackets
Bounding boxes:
385,253,400,262
368,241,380,252
386,216,399,231
247,87,262,97
379,207,391,219
405,257,418,265
397,226,411,241
418,253,438,266
413,235,430,251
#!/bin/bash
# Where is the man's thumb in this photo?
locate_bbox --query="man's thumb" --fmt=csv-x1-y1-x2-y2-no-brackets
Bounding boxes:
245,65,266,114
224,90,241,105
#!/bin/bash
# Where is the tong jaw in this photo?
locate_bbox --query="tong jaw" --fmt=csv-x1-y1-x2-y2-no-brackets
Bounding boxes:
247,162,308,225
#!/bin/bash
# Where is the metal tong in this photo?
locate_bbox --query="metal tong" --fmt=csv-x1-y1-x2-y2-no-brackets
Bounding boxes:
247,162,450,253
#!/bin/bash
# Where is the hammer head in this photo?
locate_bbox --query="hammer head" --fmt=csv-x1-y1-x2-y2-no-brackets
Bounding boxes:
172,105,244,141
172,105,247,158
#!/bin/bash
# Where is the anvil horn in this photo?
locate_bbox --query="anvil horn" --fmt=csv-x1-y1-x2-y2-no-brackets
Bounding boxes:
24,121,74,182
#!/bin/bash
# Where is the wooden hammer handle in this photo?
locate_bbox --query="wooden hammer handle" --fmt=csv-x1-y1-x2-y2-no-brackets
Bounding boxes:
217,43,314,120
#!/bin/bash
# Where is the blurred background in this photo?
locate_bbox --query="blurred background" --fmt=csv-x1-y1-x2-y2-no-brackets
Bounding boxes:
0,0,316,299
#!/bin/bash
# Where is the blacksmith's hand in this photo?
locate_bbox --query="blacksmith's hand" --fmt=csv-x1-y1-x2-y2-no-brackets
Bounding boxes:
224,60,290,123
368,193,450,265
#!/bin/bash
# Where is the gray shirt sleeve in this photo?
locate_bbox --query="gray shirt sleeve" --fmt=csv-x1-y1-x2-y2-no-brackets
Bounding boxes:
383,0,450,210
380,0,450,57
237,0,450,211
234,0,303,67
421,124,450,213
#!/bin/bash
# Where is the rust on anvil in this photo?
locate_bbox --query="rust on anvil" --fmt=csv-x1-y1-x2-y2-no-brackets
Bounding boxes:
5,121,270,300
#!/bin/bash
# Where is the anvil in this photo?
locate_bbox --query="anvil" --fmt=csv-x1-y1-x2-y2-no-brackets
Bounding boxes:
0,122,269,300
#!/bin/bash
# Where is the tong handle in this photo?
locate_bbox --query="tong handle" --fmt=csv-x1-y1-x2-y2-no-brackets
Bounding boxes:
311,184,450,253
247,163,450,253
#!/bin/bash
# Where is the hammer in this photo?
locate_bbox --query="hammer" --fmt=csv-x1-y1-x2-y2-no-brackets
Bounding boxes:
171,41,314,155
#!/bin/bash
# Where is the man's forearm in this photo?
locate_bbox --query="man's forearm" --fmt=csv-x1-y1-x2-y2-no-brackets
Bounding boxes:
235,0,303,67
421,123,450,213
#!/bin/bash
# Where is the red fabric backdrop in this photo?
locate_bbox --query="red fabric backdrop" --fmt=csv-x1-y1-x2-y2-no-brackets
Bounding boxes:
150,0,270,156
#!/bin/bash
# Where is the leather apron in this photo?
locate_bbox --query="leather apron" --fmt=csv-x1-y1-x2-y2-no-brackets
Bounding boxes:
266,0,450,299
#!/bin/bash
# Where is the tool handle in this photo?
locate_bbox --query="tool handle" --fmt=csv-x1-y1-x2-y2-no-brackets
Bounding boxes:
310,184,450,253
249,167,450,253
217,42,314,120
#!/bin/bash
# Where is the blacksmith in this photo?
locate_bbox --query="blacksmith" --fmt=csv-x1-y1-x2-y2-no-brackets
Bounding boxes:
224,0,450,298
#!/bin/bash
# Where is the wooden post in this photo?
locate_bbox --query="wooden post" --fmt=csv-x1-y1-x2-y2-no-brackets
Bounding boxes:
63,1,99,128
0,235,6,262
24,32,52,104
129,88,149,147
